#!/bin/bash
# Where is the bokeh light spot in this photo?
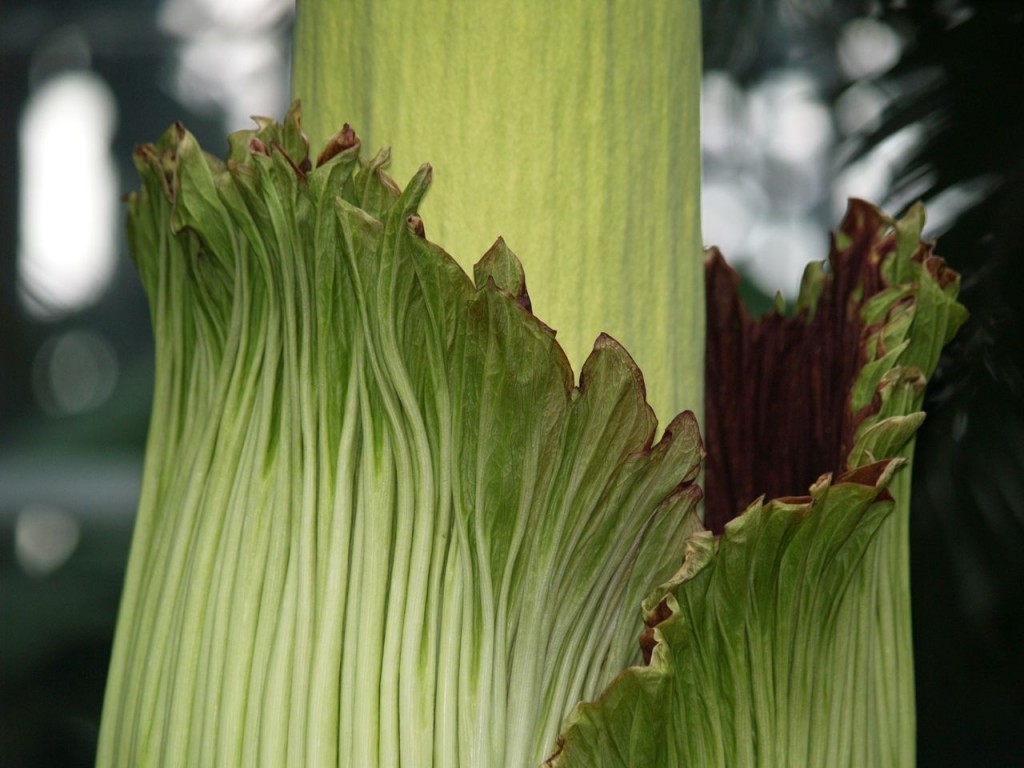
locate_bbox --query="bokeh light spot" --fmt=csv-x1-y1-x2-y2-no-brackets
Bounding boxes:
15,504,81,577
32,330,120,416
837,18,902,80
18,70,119,320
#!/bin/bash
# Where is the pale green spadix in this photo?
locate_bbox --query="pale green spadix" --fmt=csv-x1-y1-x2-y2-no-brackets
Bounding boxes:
293,0,704,424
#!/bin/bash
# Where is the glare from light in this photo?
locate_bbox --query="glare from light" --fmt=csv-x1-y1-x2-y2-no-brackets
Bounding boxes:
837,18,902,81
159,0,293,36
171,34,288,131
702,71,748,158
833,123,926,219
771,161,830,216
18,71,119,319
924,175,998,236
158,0,293,132
743,216,824,299
32,329,119,416
749,70,834,164
835,81,889,136
702,178,768,260
834,158,890,218
15,504,81,577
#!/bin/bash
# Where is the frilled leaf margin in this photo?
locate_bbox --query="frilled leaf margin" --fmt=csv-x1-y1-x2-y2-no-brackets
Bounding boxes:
546,202,966,766
704,199,966,531
98,103,966,768
97,104,705,767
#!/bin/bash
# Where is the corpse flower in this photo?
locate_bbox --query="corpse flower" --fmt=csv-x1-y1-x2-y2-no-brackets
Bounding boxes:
98,3,966,765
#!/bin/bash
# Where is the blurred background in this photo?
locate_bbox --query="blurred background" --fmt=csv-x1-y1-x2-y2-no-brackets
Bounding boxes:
0,0,1020,765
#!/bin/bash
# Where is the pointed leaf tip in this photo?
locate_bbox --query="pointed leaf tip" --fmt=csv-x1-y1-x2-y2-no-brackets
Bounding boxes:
396,163,433,213
474,238,531,311
316,122,360,167
581,333,649,405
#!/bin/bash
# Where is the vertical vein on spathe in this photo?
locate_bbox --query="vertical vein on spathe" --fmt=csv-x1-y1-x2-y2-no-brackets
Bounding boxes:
103,114,708,767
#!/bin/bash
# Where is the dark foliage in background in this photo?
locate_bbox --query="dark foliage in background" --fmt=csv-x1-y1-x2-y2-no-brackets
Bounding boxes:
872,3,1024,764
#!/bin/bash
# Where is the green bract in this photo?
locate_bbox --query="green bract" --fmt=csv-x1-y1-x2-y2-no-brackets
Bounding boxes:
550,200,967,766
98,106,704,767
99,106,965,766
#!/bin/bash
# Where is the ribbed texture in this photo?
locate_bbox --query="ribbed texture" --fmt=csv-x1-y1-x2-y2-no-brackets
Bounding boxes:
549,201,967,767
293,0,704,426
97,118,706,767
